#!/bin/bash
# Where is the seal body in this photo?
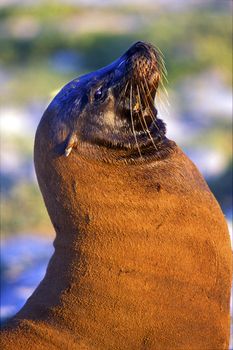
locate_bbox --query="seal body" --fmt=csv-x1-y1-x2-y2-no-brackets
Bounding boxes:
1,41,232,350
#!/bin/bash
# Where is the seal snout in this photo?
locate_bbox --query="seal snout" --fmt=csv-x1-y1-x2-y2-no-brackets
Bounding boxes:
113,42,165,135
124,41,162,84
125,41,155,58
87,40,168,155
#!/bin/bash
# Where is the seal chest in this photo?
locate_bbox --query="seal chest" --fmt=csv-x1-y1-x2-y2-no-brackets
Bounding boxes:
1,41,232,350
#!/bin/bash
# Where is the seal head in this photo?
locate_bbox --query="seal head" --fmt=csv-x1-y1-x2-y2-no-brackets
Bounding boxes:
48,41,170,161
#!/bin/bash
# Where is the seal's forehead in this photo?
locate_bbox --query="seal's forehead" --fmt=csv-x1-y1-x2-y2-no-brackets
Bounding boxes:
51,63,115,104
77,63,117,86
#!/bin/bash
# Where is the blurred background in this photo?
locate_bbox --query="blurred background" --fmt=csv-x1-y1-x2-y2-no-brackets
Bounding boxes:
0,0,232,335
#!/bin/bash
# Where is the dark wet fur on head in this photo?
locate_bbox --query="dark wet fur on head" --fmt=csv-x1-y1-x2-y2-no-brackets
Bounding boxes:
49,41,172,161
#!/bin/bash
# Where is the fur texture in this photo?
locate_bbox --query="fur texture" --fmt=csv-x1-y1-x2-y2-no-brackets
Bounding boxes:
1,42,232,349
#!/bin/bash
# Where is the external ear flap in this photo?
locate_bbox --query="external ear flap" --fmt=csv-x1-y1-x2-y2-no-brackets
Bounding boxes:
64,133,78,157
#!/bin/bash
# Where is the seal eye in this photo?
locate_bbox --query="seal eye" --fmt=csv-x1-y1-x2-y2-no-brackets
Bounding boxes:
94,88,103,101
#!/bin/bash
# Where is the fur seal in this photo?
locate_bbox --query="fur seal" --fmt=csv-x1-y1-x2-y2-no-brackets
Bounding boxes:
1,41,232,350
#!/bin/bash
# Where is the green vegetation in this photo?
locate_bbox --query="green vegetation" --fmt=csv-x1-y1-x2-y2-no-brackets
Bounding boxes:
188,120,232,159
1,182,52,236
0,3,231,104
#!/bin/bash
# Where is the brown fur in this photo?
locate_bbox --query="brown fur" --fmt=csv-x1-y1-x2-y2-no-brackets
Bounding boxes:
1,106,232,350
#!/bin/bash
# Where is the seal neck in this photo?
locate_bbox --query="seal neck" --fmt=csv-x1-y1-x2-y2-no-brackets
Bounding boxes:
24,143,169,326
27,114,175,328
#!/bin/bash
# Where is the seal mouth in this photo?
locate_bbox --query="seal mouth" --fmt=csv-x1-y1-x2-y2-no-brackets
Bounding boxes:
103,41,167,155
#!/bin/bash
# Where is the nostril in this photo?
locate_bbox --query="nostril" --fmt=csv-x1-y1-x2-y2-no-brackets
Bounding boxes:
135,41,147,48
134,41,144,47
133,41,152,52
125,41,154,60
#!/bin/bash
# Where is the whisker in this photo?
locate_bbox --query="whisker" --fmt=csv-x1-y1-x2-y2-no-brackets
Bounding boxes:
142,76,155,106
130,82,142,158
133,63,149,136
115,79,130,114
159,79,169,98
136,84,158,151
146,70,170,118
135,98,148,136
156,89,170,117
140,79,160,132
141,77,165,136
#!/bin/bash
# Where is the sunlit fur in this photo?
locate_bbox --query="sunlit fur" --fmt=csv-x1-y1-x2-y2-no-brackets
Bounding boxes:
1,42,231,350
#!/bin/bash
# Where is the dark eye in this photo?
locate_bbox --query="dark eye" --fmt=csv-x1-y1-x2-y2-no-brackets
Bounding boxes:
94,88,103,101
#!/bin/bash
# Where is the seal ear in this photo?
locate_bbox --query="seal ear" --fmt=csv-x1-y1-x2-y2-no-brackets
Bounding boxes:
64,133,78,157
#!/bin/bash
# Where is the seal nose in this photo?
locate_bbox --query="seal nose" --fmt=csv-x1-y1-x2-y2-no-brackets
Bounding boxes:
134,41,151,50
125,41,153,57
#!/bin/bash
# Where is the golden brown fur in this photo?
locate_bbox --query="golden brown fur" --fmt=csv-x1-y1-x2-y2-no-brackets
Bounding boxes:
2,117,232,349
1,41,232,349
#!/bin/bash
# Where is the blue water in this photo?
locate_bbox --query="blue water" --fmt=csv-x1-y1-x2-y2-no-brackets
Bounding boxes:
0,234,54,324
